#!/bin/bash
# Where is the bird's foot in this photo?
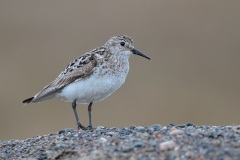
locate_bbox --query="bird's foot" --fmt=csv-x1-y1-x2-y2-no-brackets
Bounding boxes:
86,125,95,131
77,122,87,130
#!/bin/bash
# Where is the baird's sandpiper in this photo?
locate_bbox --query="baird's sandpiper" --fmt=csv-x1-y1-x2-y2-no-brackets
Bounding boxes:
23,35,150,130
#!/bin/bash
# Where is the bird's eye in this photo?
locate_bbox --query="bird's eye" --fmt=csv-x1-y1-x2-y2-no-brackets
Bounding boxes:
120,42,125,46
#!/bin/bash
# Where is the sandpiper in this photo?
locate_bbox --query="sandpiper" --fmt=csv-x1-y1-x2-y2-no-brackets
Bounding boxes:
23,35,150,130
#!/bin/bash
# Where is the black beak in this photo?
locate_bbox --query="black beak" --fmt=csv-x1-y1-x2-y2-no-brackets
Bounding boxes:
132,49,150,60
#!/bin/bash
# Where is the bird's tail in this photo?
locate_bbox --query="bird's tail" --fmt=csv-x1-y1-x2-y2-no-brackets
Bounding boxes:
22,97,34,104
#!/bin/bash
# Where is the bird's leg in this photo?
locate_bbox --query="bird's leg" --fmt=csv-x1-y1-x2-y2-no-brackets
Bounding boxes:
87,102,93,130
72,99,86,130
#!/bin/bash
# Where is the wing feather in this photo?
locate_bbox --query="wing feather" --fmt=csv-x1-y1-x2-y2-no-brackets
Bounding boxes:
31,55,97,102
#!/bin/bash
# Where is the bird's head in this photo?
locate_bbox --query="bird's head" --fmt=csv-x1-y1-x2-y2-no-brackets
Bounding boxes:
105,35,150,60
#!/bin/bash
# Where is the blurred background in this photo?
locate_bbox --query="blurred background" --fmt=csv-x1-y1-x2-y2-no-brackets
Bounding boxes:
1,0,240,140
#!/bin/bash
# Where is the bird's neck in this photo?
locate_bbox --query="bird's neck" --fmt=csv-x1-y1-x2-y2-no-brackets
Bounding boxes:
97,53,130,76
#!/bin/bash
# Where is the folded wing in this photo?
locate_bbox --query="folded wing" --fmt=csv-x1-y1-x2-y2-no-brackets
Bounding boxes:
23,54,97,103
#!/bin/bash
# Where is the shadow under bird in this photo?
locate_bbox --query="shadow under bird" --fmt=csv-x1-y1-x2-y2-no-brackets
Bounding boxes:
23,35,150,130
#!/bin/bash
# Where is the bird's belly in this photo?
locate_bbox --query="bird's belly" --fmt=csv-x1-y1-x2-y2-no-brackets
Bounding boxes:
57,74,126,104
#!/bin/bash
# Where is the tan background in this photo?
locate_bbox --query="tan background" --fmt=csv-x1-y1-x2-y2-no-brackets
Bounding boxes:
1,0,240,140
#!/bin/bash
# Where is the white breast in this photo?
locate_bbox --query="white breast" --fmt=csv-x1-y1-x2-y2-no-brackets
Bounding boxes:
56,73,127,104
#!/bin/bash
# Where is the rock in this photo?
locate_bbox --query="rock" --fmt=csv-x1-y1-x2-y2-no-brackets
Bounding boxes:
159,140,175,151
1,124,239,159
136,126,146,132
233,125,240,133
169,129,184,136
151,124,162,131
98,137,107,143
128,125,136,130
96,126,106,130
122,145,134,152
133,141,145,148
58,128,75,134
106,131,115,136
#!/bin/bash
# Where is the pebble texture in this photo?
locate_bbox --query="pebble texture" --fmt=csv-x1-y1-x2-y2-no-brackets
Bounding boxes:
0,124,240,159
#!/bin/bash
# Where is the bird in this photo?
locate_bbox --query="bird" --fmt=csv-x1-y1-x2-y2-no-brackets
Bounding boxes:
22,35,150,130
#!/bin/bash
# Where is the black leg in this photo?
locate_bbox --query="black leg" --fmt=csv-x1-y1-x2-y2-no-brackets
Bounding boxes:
87,102,93,130
72,99,86,130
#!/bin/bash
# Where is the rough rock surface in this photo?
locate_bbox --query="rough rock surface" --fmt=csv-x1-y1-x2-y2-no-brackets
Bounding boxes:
0,124,240,159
